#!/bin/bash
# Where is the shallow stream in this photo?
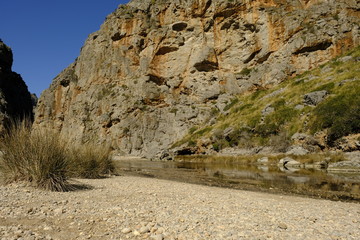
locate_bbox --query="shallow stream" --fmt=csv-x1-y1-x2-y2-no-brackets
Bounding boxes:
115,159,360,202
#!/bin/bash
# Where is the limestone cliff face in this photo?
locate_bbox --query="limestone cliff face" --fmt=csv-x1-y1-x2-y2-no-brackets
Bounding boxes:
34,0,360,158
0,40,33,134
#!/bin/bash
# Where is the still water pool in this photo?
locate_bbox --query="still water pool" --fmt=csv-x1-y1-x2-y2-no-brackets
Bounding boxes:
115,159,360,202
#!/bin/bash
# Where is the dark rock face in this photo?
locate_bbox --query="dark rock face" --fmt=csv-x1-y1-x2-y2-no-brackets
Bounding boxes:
0,40,33,133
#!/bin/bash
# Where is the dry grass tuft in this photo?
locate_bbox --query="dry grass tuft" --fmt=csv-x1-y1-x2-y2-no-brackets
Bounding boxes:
67,143,114,179
0,120,115,191
0,121,70,191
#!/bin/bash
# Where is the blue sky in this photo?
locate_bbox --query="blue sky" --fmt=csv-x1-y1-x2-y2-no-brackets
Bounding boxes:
0,0,130,97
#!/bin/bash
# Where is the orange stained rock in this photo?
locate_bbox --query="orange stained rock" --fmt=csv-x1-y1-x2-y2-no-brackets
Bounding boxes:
267,15,286,52
54,86,63,116
334,34,355,56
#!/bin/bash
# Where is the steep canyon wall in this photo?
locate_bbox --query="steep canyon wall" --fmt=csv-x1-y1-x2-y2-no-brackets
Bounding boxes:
34,0,360,158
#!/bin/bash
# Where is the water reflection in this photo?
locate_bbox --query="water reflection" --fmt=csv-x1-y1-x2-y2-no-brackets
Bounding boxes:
115,159,360,202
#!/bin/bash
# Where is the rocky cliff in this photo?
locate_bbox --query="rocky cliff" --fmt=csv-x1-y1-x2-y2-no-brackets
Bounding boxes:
0,40,33,134
34,0,360,158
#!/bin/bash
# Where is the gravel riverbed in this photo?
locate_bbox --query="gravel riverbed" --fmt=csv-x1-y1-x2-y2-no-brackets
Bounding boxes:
1,176,359,240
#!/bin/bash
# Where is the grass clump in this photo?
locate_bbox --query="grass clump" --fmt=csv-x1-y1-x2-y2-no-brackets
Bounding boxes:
67,143,114,179
0,121,70,191
0,121,115,191
223,98,239,111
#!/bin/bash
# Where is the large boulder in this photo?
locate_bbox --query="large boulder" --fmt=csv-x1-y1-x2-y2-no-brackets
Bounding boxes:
278,157,302,168
303,90,328,106
286,145,309,156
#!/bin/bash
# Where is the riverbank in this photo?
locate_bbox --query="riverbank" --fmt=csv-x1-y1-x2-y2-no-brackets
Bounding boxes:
1,176,359,240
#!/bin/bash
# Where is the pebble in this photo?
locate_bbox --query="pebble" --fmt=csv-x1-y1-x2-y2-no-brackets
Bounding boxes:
53,208,65,215
151,234,164,240
43,226,53,231
121,228,132,234
139,226,150,234
0,176,359,240
278,223,288,230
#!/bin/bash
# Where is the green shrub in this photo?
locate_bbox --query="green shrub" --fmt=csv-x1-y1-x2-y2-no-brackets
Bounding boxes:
212,139,228,152
250,89,267,100
232,129,253,148
310,87,360,145
272,99,286,109
233,103,251,113
314,82,335,92
255,122,279,137
0,121,70,191
269,130,291,152
212,143,221,152
188,140,196,147
210,127,254,150
170,108,178,114
210,107,220,117
224,98,239,111
189,126,198,134
255,106,298,137
195,126,213,136
239,67,252,76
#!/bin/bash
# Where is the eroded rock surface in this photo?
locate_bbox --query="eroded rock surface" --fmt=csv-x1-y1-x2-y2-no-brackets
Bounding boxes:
34,0,360,158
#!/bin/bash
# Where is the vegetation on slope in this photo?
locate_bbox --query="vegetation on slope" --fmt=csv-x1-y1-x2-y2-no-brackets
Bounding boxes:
174,46,360,152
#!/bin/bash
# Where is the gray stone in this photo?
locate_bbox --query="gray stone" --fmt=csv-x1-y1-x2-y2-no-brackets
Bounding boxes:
328,159,360,170
279,157,301,167
303,90,328,106
338,78,358,86
291,133,310,141
261,88,285,100
223,127,234,138
53,208,65,215
262,105,275,116
278,223,288,230
286,146,309,156
139,226,150,234
159,150,174,161
339,56,353,62
216,94,233,112
121,228,132,234
151,234,164,240
294,104,304,110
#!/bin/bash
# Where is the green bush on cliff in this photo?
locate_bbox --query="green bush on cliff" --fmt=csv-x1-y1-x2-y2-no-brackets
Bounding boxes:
310,84,360,145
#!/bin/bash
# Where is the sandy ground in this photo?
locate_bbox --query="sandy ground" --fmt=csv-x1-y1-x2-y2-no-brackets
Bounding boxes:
1,175,359,240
